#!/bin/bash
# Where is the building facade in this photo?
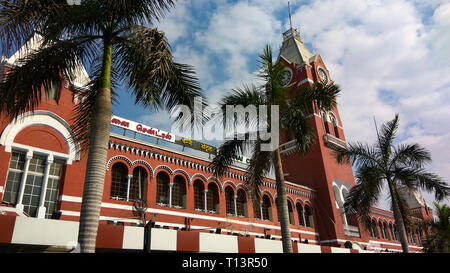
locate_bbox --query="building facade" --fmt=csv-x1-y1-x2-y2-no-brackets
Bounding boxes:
0,29,433,253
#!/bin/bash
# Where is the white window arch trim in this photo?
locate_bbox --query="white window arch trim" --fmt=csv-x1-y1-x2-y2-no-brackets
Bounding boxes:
0,111,80,164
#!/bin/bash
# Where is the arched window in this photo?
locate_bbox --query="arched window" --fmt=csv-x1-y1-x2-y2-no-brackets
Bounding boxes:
296,203,305,226
382,222,390,240
172,175,186,209
236,189,247,217
304,204,314,228
262,195,272,221
193,180,204,211
393,226,399,241
110,163,128,201
156,172,170,205
288,201,294,225
276,198,294,225
370,220,379,238
253,195,261,219
417,231,423,246
411,232,417,244
389,223,397,241
320,111,328,134
380,221,388,240
130,167,147,202
207,183,219,213
225,186,235,215
329,114,339,137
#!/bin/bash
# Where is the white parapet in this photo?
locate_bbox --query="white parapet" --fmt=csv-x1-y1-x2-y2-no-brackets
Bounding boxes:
150,228,178,251
297,243,322,253
330,247,351,253
11,217,79,248
254,238,283,253
199,233,239,253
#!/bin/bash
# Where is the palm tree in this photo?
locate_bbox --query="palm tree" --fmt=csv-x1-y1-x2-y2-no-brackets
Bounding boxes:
210,45,340,253
0,0,203,253
417,202,450,253
334,114,450,253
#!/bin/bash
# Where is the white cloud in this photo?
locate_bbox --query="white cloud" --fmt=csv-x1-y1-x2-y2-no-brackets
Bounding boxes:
288,0,450,208
135,0,450,208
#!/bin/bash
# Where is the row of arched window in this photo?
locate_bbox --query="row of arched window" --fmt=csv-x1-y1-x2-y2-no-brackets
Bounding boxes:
109,162,315,228
369,219,422,245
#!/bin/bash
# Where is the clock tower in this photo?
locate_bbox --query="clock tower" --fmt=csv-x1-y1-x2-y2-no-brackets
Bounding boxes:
277,27,367,246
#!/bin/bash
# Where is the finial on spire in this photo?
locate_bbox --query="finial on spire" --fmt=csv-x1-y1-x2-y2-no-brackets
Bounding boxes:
288,1,293,30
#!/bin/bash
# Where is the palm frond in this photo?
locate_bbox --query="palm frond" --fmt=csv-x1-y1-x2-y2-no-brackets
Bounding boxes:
390,143,432,169
377,113,399,163
69,63,120,154
343,164,384,229
280,99,316,156
245,140,272,201
209,136,250,179
0,0,67,56
219,84,266,134
115,26,202,111
334,141,379,169
394,167,450,202
101,0,175,28
0,37,94,120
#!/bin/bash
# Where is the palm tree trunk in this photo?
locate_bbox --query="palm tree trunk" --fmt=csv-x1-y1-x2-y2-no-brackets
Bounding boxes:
78,42,113,253
272,148,293,253
387,179,409,253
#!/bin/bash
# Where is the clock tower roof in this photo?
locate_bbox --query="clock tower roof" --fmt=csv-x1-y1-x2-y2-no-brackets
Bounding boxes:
279,27,315,67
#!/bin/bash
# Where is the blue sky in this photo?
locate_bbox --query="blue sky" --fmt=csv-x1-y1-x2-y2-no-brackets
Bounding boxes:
112,0,450,210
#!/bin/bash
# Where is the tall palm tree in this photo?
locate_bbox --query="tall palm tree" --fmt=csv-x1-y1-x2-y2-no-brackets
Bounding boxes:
417,202,450,253
0,0,203,253
211,45,340,253
334,114,450,253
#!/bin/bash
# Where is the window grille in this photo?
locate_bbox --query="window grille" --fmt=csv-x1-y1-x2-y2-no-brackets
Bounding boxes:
156,172,169,205
225,187,235,215
236,189,247,217
193,180,204,210
130,167,147,202
110,163,128,200
172,176,186,208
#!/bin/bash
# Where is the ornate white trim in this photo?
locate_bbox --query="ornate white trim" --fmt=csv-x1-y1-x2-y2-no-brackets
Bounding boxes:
0,111,80,164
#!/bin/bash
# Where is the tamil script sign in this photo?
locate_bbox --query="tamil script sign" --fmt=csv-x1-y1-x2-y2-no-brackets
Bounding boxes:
175,137,217,155
111,115,175,143
111,115,250,165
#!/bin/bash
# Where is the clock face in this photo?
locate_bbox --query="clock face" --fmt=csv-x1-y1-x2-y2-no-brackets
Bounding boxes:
280,70,292,86
318,68,328,84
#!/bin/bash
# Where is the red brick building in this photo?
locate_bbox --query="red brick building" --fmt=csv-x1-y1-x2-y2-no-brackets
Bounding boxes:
0,29,432,253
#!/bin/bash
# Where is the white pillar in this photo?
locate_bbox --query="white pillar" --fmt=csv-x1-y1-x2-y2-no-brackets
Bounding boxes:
36,155,54,218
233,195,238,217
169,183,174,207
302,210,307,227
126,174,133,201
15,151,33,212
204,189,208,212
259,201,263,220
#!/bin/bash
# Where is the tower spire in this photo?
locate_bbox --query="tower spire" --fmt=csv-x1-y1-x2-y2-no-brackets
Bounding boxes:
288,1,293,30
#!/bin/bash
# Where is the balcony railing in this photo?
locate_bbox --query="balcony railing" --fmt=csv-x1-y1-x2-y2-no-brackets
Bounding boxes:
323,134,347,149
344,225,360,238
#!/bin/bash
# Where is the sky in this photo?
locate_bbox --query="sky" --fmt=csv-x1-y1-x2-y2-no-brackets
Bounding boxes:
112,0,450,211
